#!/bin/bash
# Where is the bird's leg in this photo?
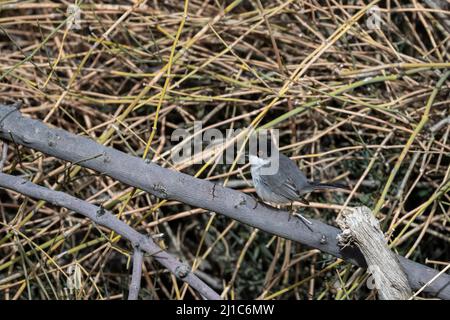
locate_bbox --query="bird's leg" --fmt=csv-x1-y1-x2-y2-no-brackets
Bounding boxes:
297,196,310,206
292,211,313,226
290,200,313,226
288,202,294,221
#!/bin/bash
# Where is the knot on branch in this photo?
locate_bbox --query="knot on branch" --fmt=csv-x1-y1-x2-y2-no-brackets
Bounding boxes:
152,183,168,199
96,205,106,218
102,152,111,163
234,195,247,209
47,132,61,147
175,264,190,279
320,234,328,245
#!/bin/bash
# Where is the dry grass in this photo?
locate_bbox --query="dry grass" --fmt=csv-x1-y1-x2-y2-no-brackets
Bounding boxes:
0,0,449,300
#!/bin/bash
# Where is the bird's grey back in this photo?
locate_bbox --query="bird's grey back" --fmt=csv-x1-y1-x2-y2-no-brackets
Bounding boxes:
252,153,312,203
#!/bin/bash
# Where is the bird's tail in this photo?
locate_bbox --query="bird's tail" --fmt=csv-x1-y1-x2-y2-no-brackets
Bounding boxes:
310,181,349,191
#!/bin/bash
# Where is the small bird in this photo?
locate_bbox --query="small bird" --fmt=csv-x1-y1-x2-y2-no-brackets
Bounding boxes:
249,149,347,223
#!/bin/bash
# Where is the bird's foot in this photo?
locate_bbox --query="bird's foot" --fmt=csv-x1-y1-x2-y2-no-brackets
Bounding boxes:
292,212,312,225
250,196,278,211
288,206,313,231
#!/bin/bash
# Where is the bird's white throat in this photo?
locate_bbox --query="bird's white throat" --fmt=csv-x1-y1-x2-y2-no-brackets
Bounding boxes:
249,155,271,169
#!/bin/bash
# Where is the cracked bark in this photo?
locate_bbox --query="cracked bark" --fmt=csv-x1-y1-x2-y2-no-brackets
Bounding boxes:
337,207,412,300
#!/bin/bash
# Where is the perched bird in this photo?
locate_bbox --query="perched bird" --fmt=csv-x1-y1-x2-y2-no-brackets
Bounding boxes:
249,149,347,223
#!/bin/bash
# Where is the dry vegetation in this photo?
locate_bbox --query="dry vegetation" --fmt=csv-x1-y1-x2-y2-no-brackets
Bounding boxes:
0,0,449,300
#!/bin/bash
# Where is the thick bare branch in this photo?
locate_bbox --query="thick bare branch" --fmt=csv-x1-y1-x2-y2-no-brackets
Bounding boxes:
0,104,449,299
128,249,144,300
0,172,221,300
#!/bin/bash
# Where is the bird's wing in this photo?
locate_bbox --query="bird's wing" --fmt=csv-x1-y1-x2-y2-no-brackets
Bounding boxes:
259,166,301,202
259,153,311,201
278,153,309,190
